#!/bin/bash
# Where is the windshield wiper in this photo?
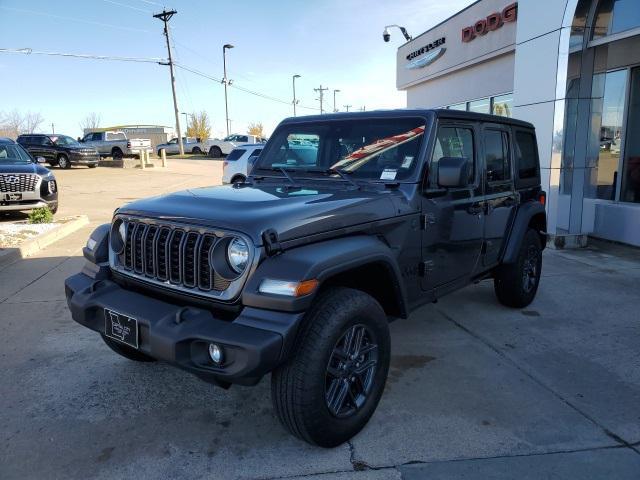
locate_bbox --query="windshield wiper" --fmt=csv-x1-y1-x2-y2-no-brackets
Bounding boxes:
325,167,360,189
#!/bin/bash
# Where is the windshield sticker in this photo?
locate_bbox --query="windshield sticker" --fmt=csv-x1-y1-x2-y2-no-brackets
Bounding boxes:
380,169,397,181
401,156,414,168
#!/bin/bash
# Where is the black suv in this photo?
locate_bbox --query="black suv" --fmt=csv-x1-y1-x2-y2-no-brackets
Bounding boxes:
17,134,99,169
0,137,58,214
65,110,546,447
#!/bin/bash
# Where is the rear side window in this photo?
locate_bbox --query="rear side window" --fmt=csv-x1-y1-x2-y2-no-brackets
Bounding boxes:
484,130,511,182
515,131,539,180
227,149,246,161
248,148,262,159
106,132,126,141
17,136,29,144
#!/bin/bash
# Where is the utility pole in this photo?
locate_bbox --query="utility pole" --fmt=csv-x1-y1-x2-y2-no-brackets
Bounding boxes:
314,85,328,114
222,43,234,137
51,123,55,134
153,9,184,155
333,89,340,112
292,74,301,116
343,105,352,112
360,106,366,112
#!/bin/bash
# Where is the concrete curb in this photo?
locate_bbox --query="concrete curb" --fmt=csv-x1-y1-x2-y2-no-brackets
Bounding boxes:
0,215,89,270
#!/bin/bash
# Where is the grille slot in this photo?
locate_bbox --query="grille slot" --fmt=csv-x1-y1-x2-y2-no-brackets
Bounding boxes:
118,219,229,294
0,174,39,193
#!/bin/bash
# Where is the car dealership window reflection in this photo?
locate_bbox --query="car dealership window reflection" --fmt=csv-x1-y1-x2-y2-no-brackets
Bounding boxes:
592,0,640,39
443,93,513,118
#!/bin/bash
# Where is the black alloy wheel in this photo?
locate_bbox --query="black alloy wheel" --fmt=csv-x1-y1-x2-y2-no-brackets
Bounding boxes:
325,324,379,418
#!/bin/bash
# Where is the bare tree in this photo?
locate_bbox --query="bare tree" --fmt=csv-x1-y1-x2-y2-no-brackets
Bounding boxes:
24,112,44,134
79,112,102,133
0,109,25,138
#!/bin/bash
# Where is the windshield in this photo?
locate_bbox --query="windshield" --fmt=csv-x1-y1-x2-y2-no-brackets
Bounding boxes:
254,118,426,182
0,143,33,164
52,135,79,147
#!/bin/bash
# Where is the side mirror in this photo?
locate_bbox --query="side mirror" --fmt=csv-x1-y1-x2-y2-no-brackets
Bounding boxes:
438,157,470,188
36,156,46,164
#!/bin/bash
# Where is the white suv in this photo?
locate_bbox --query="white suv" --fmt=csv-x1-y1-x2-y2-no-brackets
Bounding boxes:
221,144,263,184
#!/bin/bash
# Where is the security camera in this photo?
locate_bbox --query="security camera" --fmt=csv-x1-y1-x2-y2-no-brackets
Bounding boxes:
383,27,391,42
383,25,412,43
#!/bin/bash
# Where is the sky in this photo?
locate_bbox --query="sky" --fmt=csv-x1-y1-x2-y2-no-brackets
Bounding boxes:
0,0,474,139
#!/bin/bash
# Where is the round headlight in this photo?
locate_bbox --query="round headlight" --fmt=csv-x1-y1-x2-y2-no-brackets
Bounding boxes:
110,219,126,254
227,237,249,273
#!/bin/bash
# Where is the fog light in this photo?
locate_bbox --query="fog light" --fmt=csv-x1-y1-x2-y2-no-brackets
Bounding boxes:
208,343,223,364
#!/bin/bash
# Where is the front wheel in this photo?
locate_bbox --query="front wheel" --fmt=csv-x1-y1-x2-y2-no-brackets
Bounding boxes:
192,146,202,155
57,154,70,169
271,287,390,447
494,228,542,308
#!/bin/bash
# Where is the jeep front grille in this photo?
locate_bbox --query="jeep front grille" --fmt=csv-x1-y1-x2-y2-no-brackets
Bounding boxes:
0,174,39,193
118,219,231,293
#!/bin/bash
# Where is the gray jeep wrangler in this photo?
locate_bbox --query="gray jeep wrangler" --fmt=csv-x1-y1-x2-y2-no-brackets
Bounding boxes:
65,109,546,447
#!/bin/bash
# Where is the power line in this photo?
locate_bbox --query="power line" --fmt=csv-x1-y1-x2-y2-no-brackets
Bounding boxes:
314,85,329,114
0,47,163,63
0,6,152,34
100,0,151,14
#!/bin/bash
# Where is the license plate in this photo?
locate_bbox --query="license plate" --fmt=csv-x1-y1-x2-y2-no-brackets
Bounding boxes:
5,193,22,201
104,309,138,348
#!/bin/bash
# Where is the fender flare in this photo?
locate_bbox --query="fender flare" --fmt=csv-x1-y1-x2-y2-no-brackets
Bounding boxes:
502,201,547,264
242,235,408,316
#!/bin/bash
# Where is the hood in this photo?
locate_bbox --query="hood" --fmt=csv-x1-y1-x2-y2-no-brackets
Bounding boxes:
0,162,51,176
117,183,399,245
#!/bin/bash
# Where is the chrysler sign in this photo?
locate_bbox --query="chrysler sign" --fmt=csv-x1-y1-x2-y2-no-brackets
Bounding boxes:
405,37,446,70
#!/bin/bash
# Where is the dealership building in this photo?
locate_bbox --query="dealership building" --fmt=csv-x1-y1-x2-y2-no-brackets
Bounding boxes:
396,0,640,247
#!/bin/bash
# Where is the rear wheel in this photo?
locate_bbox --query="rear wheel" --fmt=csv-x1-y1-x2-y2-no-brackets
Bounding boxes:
271,287,390,447
494,228,542,308
230,174,246,184
111,148,123,160
209,146,222,158
100,334,156,362
88,164,97,168
57,154,70,169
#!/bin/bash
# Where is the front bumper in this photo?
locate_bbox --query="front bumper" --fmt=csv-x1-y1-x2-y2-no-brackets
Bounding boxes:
70,155,99,165
65,271,304,386
0,199,57,211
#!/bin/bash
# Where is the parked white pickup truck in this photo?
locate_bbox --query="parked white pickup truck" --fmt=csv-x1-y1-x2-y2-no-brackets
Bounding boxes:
204,134,266,158
80,131,152,159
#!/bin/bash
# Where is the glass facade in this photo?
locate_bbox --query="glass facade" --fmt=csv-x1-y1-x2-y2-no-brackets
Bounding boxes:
443,94,513,117
621,67,640,203
585,69,627,200
593,0,640,40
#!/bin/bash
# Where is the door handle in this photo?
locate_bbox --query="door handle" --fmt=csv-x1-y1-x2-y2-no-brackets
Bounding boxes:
467,203,483,215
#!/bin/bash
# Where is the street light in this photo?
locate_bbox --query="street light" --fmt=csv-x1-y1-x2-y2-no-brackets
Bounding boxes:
333,89,341,113
222,43,234,137
292,74,301,117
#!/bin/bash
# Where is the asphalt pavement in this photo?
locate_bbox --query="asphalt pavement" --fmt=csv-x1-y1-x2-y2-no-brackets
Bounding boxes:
1,160,639,479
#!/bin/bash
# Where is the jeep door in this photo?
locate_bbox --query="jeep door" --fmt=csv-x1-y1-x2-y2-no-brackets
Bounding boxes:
36,136,57,163
421,122,484,291
481,124,518,267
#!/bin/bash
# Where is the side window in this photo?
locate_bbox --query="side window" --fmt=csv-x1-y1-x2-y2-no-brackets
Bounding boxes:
248,148,262,159
40,136,53,146
484,130,511,182
237,135,249,143
515,131,539,180
430,126,475,186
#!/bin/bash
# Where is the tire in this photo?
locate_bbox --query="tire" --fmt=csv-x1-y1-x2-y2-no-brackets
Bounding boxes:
230,175,246,184
49,202,58,214
192,146,202,155
157,148,165,158
57,154,70,169
100,334,156,362
494,228,542,308
209,146,222,158
111,148,123,160
88,164,97,168
271,287,391,448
